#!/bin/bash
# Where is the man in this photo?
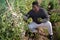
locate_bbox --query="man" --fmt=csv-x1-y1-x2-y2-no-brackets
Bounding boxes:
23,1,53,40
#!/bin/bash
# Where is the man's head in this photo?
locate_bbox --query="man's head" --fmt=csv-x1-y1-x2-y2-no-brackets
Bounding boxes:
32,1,40,12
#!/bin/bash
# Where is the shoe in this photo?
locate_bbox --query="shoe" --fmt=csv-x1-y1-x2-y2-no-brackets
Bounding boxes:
47,35,53,40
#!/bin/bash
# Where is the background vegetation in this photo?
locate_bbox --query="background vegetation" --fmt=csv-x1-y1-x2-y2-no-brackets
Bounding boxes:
0,0,60,40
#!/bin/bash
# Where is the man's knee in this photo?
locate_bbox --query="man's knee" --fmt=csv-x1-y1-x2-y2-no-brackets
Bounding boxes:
28,24,32,29
46,21,52,26
28,22,37,29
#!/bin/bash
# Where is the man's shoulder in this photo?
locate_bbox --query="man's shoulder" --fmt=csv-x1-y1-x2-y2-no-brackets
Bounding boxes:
40,7,45,11
39,7,47,13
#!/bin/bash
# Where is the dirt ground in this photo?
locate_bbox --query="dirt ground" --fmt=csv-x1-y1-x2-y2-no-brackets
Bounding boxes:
24,27,49,40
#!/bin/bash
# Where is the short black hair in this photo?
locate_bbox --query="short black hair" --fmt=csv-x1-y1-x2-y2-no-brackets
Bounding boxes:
32,1,39,6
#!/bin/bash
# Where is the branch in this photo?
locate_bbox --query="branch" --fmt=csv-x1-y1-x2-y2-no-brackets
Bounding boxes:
5,0,17,16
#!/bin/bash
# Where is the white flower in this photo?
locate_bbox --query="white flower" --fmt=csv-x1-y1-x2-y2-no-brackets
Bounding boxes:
20,23,22,24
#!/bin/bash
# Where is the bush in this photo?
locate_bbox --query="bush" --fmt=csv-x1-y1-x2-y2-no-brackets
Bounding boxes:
0,0,35,40
50,12,60,23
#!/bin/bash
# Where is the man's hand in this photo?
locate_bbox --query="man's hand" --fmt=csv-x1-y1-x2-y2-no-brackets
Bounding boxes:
23,16,28,22
38,18,48,23
23,16,28,20
38,18,43,22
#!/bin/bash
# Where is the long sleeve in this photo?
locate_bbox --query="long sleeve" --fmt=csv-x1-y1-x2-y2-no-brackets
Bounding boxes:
41,8,50,23
23,10,31,21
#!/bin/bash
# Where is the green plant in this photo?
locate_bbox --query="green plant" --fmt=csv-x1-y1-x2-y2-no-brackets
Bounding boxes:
50,12,60,23
0,0,35,40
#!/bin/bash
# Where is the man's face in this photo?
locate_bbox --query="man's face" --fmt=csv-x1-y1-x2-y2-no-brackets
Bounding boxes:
32,5,39,12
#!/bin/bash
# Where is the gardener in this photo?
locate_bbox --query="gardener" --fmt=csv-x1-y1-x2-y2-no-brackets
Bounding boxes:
23,1,53,40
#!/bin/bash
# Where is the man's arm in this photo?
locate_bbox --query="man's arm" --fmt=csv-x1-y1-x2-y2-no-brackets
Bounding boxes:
41,8,49,23
23,11,31,22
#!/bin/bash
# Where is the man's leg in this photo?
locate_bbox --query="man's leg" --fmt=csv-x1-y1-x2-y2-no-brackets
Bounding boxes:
45,21,53,40
25,22,37,36
38,21,53,40
28,21,53,40
28,22,38,33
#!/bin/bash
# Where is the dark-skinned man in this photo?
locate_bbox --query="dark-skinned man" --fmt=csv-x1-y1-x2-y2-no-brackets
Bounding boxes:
23,1,53,40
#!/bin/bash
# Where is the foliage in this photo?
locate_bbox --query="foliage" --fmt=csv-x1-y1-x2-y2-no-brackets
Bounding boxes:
50,12,60,23
0,0,60,40
41,0,59,9
0,0,35,40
